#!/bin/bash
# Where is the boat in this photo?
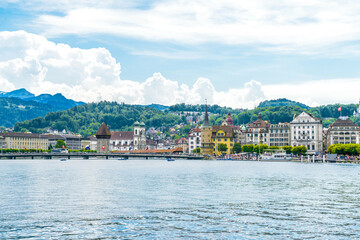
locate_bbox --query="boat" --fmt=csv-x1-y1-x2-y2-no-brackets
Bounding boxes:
260,150,292,161
167,158,175,161
118,158,127,160
60,158,67,161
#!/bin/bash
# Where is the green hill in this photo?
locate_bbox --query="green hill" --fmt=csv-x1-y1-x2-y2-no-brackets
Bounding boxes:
0,98,59,127
14,101,182,137
257,98,310,109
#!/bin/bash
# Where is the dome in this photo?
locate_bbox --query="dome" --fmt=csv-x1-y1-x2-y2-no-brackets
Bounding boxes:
134,121,140,126
226,112,234,125
140,122,145,126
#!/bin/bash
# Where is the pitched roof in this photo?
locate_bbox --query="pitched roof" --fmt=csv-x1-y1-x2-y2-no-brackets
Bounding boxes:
0,132,46,138
212,125,234,138
110,131,134,140
96,122,111,137
329,118,359,128
247,113,270,129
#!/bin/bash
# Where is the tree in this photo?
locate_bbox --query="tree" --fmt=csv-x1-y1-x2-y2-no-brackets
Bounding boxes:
292,145,307,155
48,144,53,150
218,143,228,155
269,146,280,150
232,143,242,153
193,147,201,154
55,139,66,149
242,144,254,153
282,145,293,154
253,144,268,154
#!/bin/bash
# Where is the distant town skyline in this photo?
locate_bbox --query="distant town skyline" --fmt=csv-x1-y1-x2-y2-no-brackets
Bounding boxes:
1,0,360,108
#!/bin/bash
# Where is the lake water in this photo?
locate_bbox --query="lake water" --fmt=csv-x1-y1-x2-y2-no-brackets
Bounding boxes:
0,159,359,239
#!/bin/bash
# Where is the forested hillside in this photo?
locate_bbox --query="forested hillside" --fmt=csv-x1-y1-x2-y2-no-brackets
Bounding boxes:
0,98,59,127
169,103,243,114
14,101,182,137
13,100,360,136
257,98,310,109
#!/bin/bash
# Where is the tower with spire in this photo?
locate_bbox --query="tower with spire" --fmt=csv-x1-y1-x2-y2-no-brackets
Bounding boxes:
200,100,213,155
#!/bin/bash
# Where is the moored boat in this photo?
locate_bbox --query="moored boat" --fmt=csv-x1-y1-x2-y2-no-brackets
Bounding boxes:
260,150,292,161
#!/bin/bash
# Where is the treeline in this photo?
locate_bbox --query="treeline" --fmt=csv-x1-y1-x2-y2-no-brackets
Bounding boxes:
328,144,360,155
169,103,243,115
257,98,310,109
238,144,307,155
14,101,182,137
0,97,59,127
12,100,360,137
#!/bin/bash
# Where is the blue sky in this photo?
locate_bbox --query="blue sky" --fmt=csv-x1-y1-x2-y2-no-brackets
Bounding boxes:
0,0,360,108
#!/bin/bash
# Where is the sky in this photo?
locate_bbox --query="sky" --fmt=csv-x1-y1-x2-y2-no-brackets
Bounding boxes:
0,0,360,109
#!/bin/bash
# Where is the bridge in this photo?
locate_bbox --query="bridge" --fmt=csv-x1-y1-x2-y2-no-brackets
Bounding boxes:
0,152,204,160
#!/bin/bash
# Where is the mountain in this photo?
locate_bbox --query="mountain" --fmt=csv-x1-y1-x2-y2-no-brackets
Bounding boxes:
2,88,35,99
0,97,59,127
138,104,169,111
0,89,86,127
0,88,85,110
257,98,310,109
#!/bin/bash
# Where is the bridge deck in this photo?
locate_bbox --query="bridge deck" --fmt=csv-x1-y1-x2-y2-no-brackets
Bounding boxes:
0,153,204,160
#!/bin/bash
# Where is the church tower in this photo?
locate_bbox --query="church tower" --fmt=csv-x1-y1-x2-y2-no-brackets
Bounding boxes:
96,122,111,153
201,100,213,155
133,121,146,150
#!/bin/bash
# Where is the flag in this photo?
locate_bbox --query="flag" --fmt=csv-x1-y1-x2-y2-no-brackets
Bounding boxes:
146,146,149,151
102,145,105,150
129,146,132,151
196,117,198,122
62,145,65,149
338,106,341,112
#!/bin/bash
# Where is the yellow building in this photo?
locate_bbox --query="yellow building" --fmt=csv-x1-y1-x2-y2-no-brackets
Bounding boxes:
211,126,234,155
0,132,48,150
200,104,213,155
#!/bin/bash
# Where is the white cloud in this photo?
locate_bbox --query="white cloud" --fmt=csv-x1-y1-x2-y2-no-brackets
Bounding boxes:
0,30,359,110
25,0,360,54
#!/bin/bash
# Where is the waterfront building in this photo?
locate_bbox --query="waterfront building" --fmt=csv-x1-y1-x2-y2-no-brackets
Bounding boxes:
42,134,65,149
43,134,81,150
290,112,323,154
88,135,97,151
269,123,290,147
96,122,111,153
327,117,360,146
0,136,5,152
188,127,201,154
200,103,213,155
212,125,234,155
175,137,188,153
234,125,247,145
110,131,134,151
245,113,270,146
0,132,48,150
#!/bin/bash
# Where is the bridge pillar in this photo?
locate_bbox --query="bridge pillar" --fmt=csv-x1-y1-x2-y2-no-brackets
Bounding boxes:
68,155,70,159
31,156,34,159
106,155,108,159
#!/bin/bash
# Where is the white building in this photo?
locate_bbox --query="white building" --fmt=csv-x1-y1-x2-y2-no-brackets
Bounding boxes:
245,113,270,146
290,112,323,154
188,127,201,154
269,123,291,147
110,131,134,151
110,121,147,151
327,117,360,146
